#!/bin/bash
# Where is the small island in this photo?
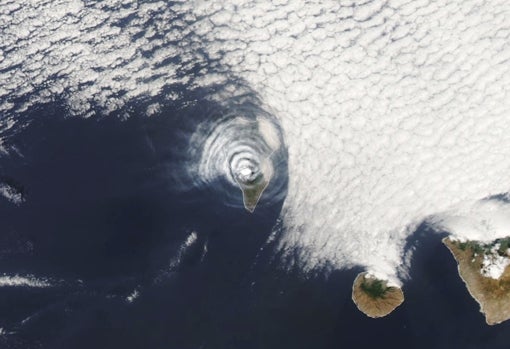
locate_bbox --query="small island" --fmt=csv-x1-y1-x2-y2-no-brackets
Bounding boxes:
351,272,404,318
236,173,269,213
234,160,271,213
443,237,510,325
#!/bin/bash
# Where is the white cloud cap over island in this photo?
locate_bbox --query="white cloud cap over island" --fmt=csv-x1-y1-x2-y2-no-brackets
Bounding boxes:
430,199,510,243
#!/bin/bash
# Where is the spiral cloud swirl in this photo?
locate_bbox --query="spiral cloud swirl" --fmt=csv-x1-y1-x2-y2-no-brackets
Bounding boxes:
187,96,286,211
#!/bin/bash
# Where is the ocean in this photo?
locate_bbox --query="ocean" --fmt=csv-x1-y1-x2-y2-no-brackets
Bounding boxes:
2,1,510,348
1,106,510,349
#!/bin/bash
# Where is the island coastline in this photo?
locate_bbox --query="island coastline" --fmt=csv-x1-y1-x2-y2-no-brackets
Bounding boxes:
443,237,510,325
351,272,404,318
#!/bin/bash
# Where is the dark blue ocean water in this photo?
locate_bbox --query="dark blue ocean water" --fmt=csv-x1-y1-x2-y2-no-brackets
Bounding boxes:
1,102,510,349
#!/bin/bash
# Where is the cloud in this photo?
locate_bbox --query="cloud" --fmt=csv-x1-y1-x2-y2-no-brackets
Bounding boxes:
0,0,206,119
192,0,510,283
2,0,510,285
0,274,52,288
429,198,510,242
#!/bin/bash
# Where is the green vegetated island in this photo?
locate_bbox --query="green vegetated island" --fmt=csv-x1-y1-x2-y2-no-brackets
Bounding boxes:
443,236,510,325
351,272,404,318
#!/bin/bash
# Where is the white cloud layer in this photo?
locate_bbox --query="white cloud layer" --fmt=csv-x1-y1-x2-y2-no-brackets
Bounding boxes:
2,0,510,285
190,0,510,284
0,274,52,288
481,246,510,280
429,199,510,243
0,182,23,205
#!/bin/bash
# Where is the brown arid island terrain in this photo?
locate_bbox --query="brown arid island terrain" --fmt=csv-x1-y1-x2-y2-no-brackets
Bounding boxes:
443,237,510,325
351,272,404,318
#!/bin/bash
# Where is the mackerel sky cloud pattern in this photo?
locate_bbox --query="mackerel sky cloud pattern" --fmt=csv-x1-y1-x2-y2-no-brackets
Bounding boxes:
1,0,510,285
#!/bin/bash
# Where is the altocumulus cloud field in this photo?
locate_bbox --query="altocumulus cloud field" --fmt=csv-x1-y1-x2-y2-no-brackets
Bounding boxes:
1,0,510,332
190,0,510,283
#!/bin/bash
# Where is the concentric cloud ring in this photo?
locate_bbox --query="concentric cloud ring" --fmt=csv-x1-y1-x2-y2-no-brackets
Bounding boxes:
186,98,287,211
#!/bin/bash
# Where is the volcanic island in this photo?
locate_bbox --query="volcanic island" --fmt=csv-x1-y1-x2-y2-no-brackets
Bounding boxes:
351,272,404,318
443,237,510,325
235,159,272,213
236,172,269,213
